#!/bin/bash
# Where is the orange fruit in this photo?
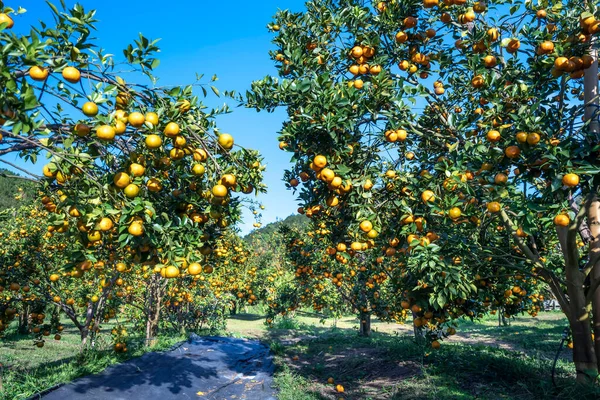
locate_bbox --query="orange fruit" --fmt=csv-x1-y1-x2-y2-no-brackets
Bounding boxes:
129,163,145,177
124,183,140,198
62,66,81,83
431,340,441,349
505,146,520,159
359,220,373,233
82,102,98,117
128,221,144,236
164,122,180,137
421,190,435,203
218,133,234,150
0,13,14,29
164,265,180,278
487,202,501,213
29,66,49,81
147,178,163,192
96,125,116,141
74,123,91,137
494,173,508,185
192,164,205,176
114,120,127,134
353,79,364,89
221,174,237,187
486,130,501,142
313,155,327,169
336,384,345,393
562,173,580,187
526,132,541,145
448,207,461,219
128,112,145,127
212,184,228,197
113,172,131,188
554,214,570,227
188,263,202,276
98,217,113,231
145,112,159,126
145,134,162,149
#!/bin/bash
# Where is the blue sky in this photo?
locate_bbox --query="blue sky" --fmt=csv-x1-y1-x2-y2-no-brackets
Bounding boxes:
6,0,309,234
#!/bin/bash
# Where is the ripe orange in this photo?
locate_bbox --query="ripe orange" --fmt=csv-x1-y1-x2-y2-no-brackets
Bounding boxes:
221,173,237,187
98,217,113,231
0,13,14,29
49,274,60,282
188,263,202,276
218,133,234,150
335,384,344,393
471,75,485,88
212,184,228,197
145,134,162,149
421,190,435,203
431,340,441,349
526,132,541,145
145,112,159,126
96,125,116,141
129,163,145,177
487,202,501,213
313,155,327,169
147,178,163,192
505,146,520,159
554,214,570,227
192,164,205,176
128,112,145,127
359,220,373,233
82,102,98,117
113,172,131,188
486,130,501,142
353,79,364,89
124,183,140,198
494,173,508,185
165,265,179,279
395,31,408,43
128,221,144,236
164,122,180,137
448,207,462,219
539,41,554,53
562,173,580,187
62,66,81,83
483,55,497,68
88,230,102,242
29,66,49,81
114,120,127,134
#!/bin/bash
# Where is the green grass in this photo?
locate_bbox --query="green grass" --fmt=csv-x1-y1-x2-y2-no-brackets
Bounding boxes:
0,321,186,400
1,310,594,400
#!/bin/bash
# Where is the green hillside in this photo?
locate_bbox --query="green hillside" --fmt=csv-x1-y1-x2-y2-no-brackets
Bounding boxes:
0,168,38,211
244,213,308,243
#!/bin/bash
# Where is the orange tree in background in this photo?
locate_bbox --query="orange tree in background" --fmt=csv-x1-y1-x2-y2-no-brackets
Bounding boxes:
247,0,599,381
0,2,265,348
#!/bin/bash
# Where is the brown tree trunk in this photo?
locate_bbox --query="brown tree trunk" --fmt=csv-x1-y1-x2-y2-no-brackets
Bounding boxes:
359,311,371,337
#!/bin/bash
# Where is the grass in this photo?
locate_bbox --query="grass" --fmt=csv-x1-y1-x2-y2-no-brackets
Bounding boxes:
0,320,186,400
0,309,595,400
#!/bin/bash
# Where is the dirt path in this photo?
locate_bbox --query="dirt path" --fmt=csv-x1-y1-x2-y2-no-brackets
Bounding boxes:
40,336,276,400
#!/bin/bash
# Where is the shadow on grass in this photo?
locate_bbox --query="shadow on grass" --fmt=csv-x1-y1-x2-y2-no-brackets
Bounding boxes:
262,324,600,400
229,313,264,321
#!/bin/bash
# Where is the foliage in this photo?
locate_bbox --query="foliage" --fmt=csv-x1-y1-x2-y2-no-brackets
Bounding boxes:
247,0,600,380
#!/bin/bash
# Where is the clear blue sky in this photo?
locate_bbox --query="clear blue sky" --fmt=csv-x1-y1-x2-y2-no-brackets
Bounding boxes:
6,0,308,234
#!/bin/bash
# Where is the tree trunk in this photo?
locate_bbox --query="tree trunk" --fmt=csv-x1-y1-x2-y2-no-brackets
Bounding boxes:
568,271,598,382
18,304,29,334
359,312,371,337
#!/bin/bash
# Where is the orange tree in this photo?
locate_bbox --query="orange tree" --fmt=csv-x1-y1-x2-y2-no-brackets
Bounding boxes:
247,0,597,380
0,2,265,347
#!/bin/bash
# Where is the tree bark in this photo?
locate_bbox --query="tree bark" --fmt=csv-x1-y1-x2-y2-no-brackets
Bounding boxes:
359,311,371,337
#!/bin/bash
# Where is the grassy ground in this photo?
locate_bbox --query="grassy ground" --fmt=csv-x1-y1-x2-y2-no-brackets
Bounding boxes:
228,310,596,400
0,310,594,400
0,321,185,400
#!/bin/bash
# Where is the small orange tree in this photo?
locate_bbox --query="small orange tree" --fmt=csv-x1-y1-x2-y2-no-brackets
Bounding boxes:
0,2,265,348
248,0,598,381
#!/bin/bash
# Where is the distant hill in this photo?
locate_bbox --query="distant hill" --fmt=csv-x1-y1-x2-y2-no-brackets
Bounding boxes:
0,168,38,211
244,214,308,242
